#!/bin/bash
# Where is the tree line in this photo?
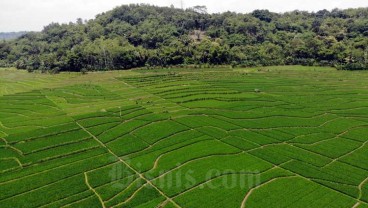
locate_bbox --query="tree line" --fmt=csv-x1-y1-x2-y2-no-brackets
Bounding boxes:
0,4,367,72
0,32,27,41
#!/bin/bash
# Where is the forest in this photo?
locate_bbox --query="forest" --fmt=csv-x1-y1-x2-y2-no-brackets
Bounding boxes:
0,32,27,41
0,4,367,72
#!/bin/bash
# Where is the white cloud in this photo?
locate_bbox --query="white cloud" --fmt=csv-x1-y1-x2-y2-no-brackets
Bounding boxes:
0,0,367,31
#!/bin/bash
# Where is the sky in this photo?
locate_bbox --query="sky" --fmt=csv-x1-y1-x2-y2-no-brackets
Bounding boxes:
0,0,367,32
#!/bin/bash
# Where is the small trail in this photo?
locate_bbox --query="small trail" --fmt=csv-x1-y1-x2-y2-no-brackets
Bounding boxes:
301,125,368,147
358,177,368,200
154,152,244,180
0,137,24,156
76,122,182,208
105,177,140,203
148,139,216,172
352,202,360,208
122,130,203,159
153,154,163,170
0,152,107,186
84,172,105,208
105,119,168,145
5,145,24,156
0,157,23,168
323,140,368,168
249,152,368,206
60,194,96,208
173,168,276,200
40,190,92,208
111,183,147,208
240,176,298,208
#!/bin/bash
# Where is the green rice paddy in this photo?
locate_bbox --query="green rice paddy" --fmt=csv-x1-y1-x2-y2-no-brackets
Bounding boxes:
0,66,367,207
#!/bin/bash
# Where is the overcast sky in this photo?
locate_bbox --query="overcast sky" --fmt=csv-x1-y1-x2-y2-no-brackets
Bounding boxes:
1,0,367,32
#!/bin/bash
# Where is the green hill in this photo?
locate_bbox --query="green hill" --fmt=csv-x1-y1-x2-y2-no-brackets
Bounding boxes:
0,4,367,71
0,32,27,40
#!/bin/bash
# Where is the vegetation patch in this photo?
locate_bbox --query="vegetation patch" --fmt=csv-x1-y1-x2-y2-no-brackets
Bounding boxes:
0,66,367,207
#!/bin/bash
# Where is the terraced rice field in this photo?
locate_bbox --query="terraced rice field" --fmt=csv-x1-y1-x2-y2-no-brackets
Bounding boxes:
1,66,368,208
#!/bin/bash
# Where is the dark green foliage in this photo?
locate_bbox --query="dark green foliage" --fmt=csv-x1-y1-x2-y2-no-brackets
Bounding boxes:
2,5,368,71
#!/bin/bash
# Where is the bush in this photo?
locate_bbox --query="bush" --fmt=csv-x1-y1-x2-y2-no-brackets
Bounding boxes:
80,68,88,75
51,67,61,74
338,63,367,70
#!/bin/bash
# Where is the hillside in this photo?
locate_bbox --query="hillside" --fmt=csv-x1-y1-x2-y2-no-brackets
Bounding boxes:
0,4,367,71
0,32,27,40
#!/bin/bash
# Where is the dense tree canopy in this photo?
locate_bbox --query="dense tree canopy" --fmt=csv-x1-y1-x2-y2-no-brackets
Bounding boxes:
0,4,367,72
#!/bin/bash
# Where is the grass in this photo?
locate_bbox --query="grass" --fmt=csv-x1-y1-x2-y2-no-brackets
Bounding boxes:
0,66,368,207
244,177,356,208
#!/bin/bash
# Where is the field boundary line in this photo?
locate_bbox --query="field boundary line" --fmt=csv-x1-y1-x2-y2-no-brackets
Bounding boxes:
0,136,24,156
129,119,185,137
111,183,148,208
149,146,242,175
122,130,205,159
173,170,276,200
92,174,138,195
76,121,182,208
60,194,96,208
5,144,24,156
139,128,191,147
352,202,360,208
299,125,368,147
39,190,93,208
288,142,368,172
105,177,140,203
323,140,368,168
79,121,122,137
85,161,121,174
249,152,368,205
157,199,170,208
240,176,299,208
226,117,341,131
145,134,219,171
105,118,168,145
312,178,358,188
0,156,119,201
0,157,22,168
9,125,81,145
0,125,9,136
176,121,246,149
358,177,368,200
22,136,92,156
84,172,105,208
139,129,200,158
0,174,86,202
0,152,108,185
153,152,243,180
202,112,330,121
21,145,102,167
118,78,190,112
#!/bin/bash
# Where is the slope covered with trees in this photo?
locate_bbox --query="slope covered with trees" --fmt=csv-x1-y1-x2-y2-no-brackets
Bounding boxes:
0,32,28,41
0,4,367,72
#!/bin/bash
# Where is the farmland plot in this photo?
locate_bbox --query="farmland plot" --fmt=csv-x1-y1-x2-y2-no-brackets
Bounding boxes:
0,66,367,207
